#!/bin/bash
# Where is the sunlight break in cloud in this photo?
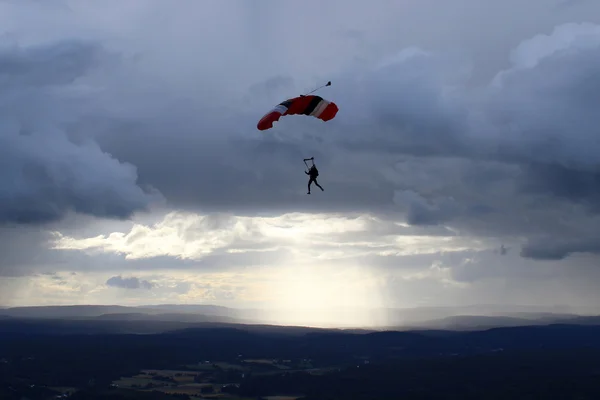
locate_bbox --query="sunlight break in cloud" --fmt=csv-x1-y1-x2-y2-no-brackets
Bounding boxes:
50,211,495,263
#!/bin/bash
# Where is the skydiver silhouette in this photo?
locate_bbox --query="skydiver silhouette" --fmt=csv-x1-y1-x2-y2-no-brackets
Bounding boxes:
305,164,324,194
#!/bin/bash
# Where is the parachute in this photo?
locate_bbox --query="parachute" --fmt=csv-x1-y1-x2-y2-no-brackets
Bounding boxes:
257,81,338,131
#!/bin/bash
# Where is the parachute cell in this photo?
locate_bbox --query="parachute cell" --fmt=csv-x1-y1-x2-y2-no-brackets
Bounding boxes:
257,95,339,131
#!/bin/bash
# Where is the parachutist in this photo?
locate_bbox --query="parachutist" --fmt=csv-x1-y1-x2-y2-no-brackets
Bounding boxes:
305,163,323,194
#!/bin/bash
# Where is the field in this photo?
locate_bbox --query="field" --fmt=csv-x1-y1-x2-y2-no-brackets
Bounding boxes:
113,370,216,395
111,360,312,399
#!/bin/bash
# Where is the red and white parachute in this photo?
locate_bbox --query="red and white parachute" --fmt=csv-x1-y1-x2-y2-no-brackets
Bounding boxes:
257,81,339,131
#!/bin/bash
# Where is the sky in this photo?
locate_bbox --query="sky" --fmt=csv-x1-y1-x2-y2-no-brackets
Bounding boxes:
2,0,600,326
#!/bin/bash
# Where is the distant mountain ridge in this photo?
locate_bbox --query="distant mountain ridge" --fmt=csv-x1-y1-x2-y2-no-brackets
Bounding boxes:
1,303,598,332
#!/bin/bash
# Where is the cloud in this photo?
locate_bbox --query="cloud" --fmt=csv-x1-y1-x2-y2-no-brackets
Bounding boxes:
344,22,600,260
0,39,161,225
106,275,153,290
0,271,250,307
50,211,493,264
393,190,463,226
520,237,600,261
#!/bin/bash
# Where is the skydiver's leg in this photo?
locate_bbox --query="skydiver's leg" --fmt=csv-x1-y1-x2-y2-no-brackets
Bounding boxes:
308,178,314,194
314,179,324,191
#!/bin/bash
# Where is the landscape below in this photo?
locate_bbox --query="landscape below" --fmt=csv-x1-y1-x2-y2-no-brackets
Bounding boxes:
2,304,600,399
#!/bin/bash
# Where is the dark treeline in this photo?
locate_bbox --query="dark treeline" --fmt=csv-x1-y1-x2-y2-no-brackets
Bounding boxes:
239,349,600,399
3,320,600,399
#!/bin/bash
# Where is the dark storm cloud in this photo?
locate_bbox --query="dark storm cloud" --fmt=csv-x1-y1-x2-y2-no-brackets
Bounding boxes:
0,227,61,277
520,237,600,261
556,0,590,9
335,25,600,169
106,275,153,290
393,190,464,226
516,164,600,211
0,39,101,87
333,23,600,260
0,39,160,225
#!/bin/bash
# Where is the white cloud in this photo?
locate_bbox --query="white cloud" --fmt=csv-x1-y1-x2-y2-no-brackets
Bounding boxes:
50,211,494,263
400,260,469,289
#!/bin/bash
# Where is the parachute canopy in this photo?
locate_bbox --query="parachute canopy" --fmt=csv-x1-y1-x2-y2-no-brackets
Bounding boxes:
257,94,339,131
